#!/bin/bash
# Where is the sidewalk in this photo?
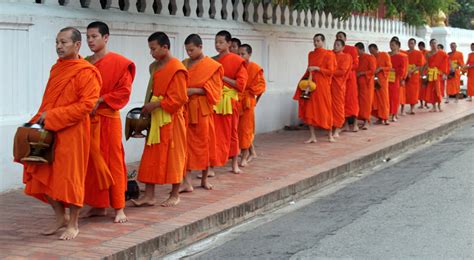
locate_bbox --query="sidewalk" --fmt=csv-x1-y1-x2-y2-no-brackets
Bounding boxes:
1,102,473,259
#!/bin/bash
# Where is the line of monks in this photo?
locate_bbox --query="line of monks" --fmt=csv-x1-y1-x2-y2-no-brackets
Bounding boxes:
17,22,266,240
295,31,474,144
16,22,473,241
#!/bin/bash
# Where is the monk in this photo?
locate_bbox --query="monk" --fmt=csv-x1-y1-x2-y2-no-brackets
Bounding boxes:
238,43,266,167
331,39,351,137
17,27,101,240
369,44,392,125
293,33,335,143
418,41,429,109
230,37,241,54
446,42,465,103
211,30,248,174
388,39,408,122
465,43,474,102
404,38,425,114
437,44,448,99
355,42,376,130
80,21,135,223
423,39,449,112
180,34,223,192
132,32,188,207
336,31,359,132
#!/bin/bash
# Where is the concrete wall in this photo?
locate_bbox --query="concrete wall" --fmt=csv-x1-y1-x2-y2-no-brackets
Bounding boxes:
0,0,467,192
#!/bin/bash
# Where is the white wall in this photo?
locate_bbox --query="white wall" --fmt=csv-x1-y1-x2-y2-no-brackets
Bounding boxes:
1,0,464,192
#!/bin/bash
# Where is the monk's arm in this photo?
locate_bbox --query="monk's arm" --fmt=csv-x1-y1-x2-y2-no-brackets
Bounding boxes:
187,88,206,96
102,67,133,110
234,64,248,93
250,70,266,96
44,70,100,131
160,71,188,114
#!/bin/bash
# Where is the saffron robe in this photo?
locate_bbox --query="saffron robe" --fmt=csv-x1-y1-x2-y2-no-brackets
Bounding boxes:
212,53,248,166
21,58,101,207
425,51,449,104
84,52,135,209
357,53,376,121
419,49,429,102
332,51,352,128
446,51,465,95
404,50,425,105
138,58,188,184
238,61,266,149
467,53,474,97
372,52,392,120
398,52,409,105
343,45,360,117
183,57,223,170
388,53,408,115
293,48,335,130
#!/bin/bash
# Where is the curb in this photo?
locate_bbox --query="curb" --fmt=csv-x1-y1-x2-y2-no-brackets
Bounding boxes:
106,112,474,259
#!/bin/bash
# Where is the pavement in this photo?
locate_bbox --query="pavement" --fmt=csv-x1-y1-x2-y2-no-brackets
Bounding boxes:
0,101,473,259
188,121,474,260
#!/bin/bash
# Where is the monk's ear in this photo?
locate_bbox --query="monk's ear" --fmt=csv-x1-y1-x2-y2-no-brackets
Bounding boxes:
74,41,81,52
103,34,109,44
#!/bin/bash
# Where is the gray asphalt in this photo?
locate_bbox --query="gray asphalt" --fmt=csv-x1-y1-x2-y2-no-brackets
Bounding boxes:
190,123,474,259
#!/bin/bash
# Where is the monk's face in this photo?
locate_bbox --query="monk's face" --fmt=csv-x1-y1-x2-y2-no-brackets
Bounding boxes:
56,30,80,60
430,40,437,51
238,47,250,62
450,43,456,52
336,33,346,42
408,40,415,50
333,41,343,53
418,44,425,51
148,40,167,60
230,41,240,54
215,36,230,54
368,47,377,56
86,28,108,53
313,36,324,49
471,44,474,52
389,41,399,52
185,43,202,60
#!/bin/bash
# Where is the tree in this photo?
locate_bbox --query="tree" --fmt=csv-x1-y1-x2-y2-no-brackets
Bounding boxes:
448,0,474,29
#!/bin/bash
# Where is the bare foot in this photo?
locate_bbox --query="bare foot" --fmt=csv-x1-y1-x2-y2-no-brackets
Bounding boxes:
161,196,180,207
304,137,317,144
41,215,69,236
430,108,437,112
247,153,257,163
333,131,340,138
240,158,249,167
328,136,336,143
79,207,107,219
130,197,156,207
201,179,213,190
352,125,359,132
59,226,79,240
232,166,243,174
383,120,390,125
113,208,128,223
361,124,368,130
400,112,406,116
179,183,194,193
197,169,215,179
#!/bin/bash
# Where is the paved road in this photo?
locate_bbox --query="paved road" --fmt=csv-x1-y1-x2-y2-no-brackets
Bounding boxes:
181,123,474,259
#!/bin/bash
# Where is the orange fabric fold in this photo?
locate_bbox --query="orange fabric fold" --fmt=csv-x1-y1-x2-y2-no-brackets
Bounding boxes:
343,45,360,117
357,53,376,121
184,57,224,170
467,53,474,97
20,58,101,207
389,53,408,115
332,52,351,127
404,50,425,105
138,58,188,184
84,52,135,209
425,51,449,104
446,51,465,95
419,49,429,101
371,52,392,120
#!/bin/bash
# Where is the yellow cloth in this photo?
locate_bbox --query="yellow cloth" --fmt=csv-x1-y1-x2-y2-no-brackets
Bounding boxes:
427,67,439,82
214,86,238,115
388,71,396,83
147,95,172,146
298,79,316,92
450,60,458,69
408,64,418,74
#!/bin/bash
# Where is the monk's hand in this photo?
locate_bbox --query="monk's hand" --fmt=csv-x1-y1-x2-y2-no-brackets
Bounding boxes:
37,112,46,125
375,67,381,74
442,74,447,80
307,66,320,72
91,97,103,116
142,101,160,114
400,79,406,86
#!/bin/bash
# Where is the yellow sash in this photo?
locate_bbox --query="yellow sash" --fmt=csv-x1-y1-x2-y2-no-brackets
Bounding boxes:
388,71,396,83
147,96,172,146
408,64,418,74
450,60,458,69
427,67,439,82
214,86,238,115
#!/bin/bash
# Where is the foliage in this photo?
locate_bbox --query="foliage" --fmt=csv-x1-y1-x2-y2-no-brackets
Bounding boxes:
448,0,474,29
384,0,459,26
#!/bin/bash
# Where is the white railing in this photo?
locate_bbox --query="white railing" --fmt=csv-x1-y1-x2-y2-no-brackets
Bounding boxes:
28,0,416,36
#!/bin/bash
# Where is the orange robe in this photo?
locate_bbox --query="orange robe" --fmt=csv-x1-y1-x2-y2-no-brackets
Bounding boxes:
446,51,465,95
404,50,425,105
398,52,409,105
372,52,392,120
138,58,188,184
212,53,248,166
343,45,359,117
83,52,135,209
184,57,223,171
425,51,449,104
20,58,101,207
419,49,429,101
389,53,408,115
293,48,335,130
332,51,352,128
238,61,266,149
439,50,448,97
467,53,474,97
357,53,376,121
